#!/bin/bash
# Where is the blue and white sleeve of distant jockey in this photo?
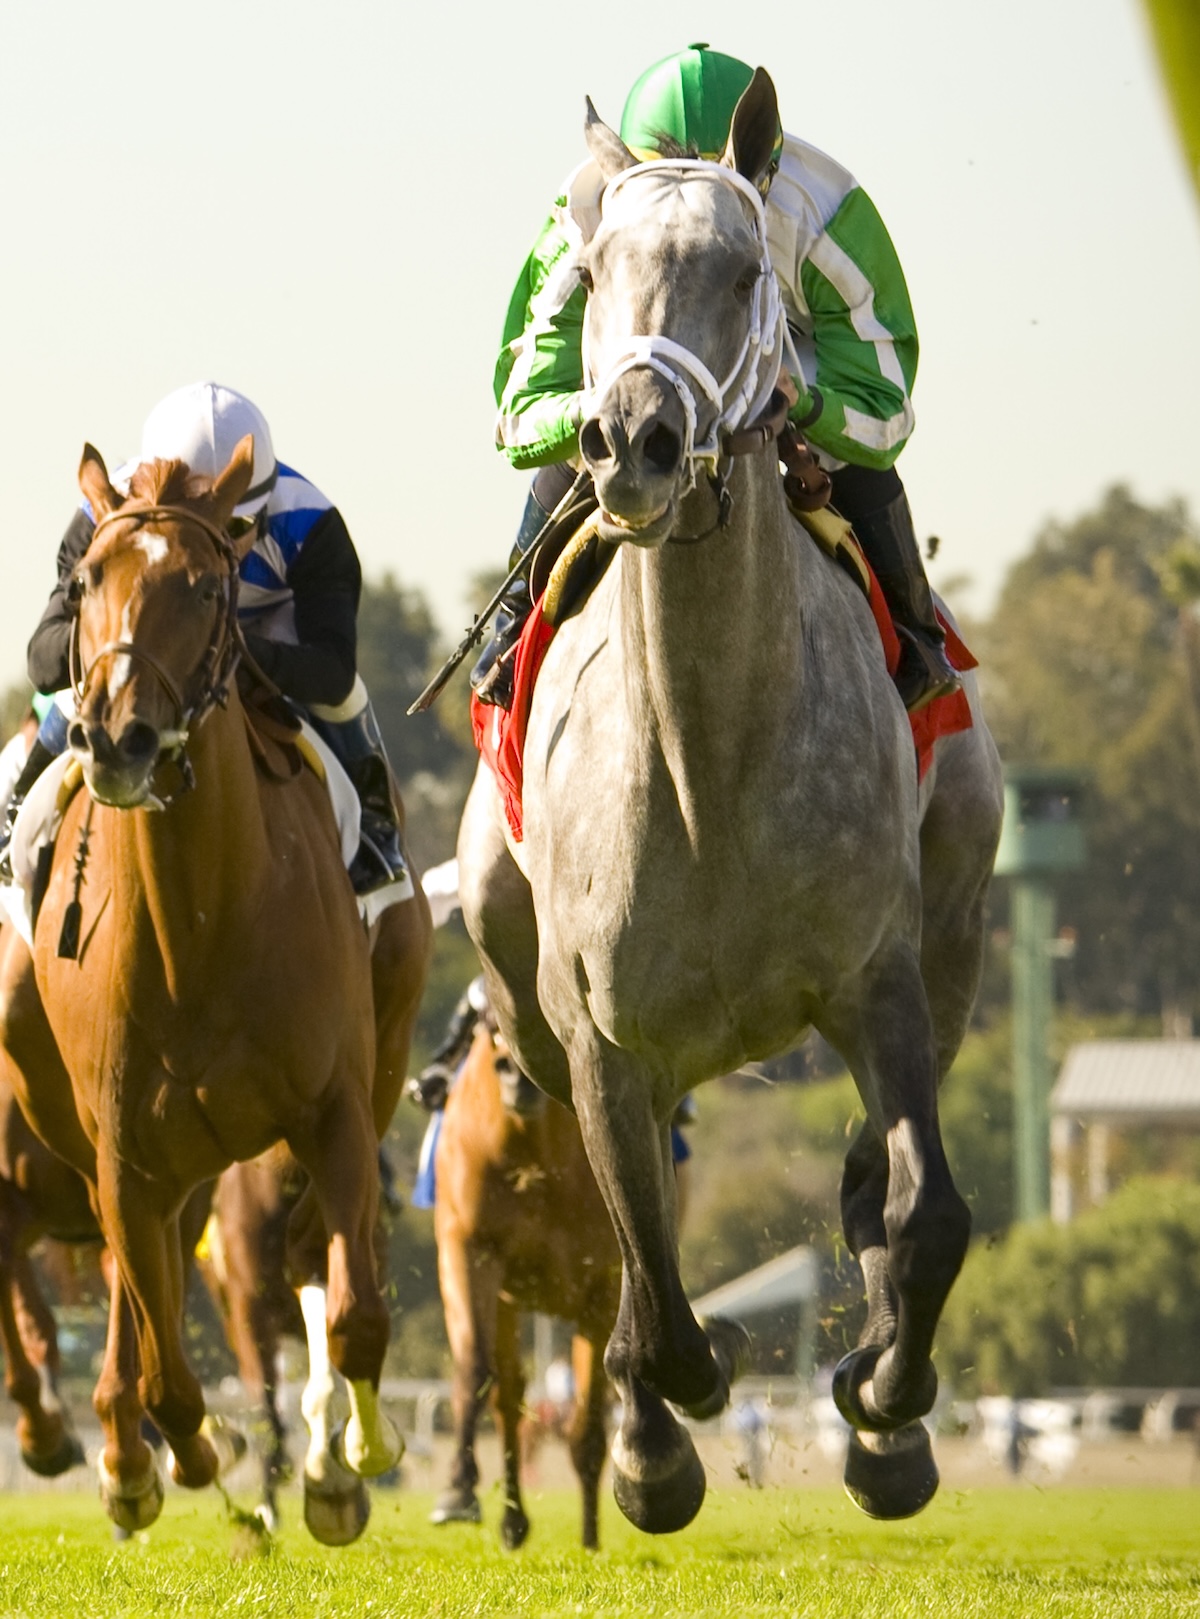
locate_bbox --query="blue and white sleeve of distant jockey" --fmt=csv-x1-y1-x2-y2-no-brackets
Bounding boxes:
237,464,334,622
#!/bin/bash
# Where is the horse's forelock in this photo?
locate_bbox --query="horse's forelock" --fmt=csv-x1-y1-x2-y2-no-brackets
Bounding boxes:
650,134,700,161
127,457,210,507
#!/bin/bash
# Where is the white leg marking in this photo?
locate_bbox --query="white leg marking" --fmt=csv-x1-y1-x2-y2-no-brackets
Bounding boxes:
299,1284,341,1483
344,1379,403,1478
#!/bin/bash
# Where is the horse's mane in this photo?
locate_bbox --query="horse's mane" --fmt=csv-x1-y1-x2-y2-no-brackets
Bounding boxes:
127,457,211,507
649,135,703,160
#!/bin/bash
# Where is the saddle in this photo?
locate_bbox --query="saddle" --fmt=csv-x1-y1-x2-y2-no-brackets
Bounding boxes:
239,672,326,785
472,470,977,842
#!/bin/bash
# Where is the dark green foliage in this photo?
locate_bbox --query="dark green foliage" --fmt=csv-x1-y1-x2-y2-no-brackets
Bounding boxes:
979,485,1200,1020
940,1177,1200,1395
355,572,478,871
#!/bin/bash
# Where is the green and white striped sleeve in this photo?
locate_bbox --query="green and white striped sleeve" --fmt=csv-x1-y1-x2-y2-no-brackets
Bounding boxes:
493,202,588,470
791,186,918,470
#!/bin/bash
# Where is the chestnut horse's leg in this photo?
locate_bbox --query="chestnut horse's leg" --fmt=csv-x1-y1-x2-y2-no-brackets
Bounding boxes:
290,1095,400,1478
94,1140,222,1495
431,1230,500,1526
492,1294,529,1551
0,1214,81,1476
368,900,431,1142
295,1279,371,1546
567,1329,610,1551
93,1265,163,1531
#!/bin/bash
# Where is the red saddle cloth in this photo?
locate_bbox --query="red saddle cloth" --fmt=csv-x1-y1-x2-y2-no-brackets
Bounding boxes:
472,563,976,843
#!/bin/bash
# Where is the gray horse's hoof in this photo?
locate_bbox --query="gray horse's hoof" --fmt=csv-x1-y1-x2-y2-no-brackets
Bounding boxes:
21,1431,85,1478
500,1503,530,1550
832,1346,885,1427
843,1422,939,1520
611,1424,706,1534
303,1467,371,1546
832,1345,936,1432
429,1487,482,1525
683,1316,752,1421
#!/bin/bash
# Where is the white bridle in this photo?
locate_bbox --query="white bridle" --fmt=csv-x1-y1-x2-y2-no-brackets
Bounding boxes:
581,160,786,484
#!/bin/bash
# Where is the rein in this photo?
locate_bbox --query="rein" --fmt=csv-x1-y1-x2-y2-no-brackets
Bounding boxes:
70,502,245,803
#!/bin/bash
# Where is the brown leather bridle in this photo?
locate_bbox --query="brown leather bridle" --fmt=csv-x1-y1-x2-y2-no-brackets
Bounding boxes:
68,503,245,792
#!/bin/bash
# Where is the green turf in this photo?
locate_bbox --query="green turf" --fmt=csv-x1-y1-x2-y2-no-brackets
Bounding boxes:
0,1486,1194,1618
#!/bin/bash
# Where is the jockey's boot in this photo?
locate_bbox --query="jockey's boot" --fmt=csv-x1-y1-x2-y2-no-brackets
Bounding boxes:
0,736,58,884
833,469,961,713
315,696,407,895
470,462,579,710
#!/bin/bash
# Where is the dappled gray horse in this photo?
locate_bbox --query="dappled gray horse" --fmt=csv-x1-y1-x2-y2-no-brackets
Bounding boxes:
458,69,1003,1533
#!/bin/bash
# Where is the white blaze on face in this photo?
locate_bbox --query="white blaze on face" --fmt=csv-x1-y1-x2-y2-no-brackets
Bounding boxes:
109,602,136,693
136,529,170,566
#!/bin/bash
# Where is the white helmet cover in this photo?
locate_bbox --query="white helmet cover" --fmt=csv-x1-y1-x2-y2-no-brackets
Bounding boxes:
140,381,278,518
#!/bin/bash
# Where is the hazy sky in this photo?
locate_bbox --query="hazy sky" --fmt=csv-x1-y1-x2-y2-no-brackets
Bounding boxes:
0,0,1196,691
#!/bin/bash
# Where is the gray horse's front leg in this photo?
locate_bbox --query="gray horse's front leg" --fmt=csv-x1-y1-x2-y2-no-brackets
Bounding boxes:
457,770,573,1108
568,1029,746,1534
820,942,970,1518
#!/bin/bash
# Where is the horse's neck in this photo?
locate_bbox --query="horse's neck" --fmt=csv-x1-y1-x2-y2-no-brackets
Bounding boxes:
620,455,812,771
114,696,270,949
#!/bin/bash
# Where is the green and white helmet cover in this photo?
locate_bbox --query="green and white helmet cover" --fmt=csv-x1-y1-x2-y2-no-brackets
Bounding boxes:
619,43,781,170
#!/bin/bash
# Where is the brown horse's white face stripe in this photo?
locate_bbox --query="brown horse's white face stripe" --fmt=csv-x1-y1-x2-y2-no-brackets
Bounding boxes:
71,518,229,807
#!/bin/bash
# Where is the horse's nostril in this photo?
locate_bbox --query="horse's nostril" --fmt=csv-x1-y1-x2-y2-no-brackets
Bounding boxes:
120,722,160,765
642,424,681,474
66,723,87,755
579,418,612,464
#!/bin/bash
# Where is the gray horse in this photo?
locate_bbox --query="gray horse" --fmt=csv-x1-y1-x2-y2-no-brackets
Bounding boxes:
458,68,1003,1534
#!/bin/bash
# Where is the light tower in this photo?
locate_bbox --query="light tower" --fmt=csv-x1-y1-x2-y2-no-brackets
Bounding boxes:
993,767,1087,1222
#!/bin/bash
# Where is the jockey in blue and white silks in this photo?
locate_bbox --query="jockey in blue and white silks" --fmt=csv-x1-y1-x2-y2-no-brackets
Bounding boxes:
6,382,405,895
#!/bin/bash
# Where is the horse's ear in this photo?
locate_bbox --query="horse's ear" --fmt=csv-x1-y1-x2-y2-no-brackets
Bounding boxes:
78,443,123,520
204,434,256,533
721,68,780,188
584,97,638,183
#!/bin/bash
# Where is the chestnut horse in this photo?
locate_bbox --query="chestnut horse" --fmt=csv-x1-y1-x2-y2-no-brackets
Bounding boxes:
0,440,432,1539
432,1025,621,1550
0,1059,93,1476
0,1050,212,1479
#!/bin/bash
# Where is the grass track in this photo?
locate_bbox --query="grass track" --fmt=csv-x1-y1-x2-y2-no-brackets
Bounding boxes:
0,1487,1195,1618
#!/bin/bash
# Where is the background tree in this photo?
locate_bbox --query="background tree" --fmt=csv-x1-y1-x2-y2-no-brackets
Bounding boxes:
979,486,1200,1024
354,573,477,872
940,1177,1200,1396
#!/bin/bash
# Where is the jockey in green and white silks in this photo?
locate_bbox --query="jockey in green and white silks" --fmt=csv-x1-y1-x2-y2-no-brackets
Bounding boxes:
474,44,960,714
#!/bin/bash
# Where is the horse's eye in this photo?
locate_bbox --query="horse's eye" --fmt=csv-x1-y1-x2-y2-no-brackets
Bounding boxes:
195,575,221,606
577,264,594,293
68,565,98,605
734,266,761,298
